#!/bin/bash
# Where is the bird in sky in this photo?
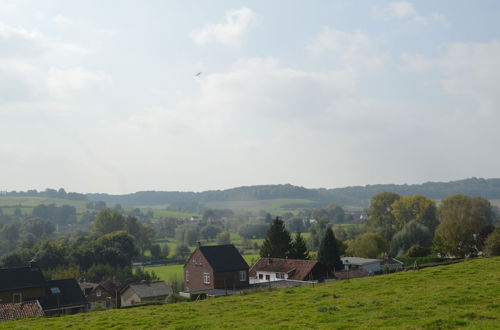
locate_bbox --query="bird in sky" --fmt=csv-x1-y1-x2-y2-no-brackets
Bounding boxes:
195,72,202,77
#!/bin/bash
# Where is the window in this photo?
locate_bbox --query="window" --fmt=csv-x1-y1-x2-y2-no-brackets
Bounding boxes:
276,273,285,279
239,270,247,281
265,274,270,280
96,290,102,297
258,274,263,280
185,270,190,282
203,272,210,284
13,293,22,303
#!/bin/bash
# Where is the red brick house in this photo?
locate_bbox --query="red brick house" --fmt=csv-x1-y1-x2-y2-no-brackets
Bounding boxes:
249,258,329,283
80,280,119,310
184,244,249,292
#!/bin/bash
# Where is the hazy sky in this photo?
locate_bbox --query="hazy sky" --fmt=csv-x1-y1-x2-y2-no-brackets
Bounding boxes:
1,1,499,194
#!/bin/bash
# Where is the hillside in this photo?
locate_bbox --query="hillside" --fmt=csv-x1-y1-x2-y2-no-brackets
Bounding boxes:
84,178,500,207
7,257,500,329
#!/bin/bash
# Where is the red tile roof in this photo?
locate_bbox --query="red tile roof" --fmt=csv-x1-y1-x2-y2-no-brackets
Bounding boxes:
0,300,44,321
249,258,319,281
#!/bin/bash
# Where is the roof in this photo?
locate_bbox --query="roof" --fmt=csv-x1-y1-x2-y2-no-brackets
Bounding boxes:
0,267,46,291
383,257,403,265
249,258,319,281
0,301,44,321
125,281,172,299
341,257,382,266
40,279,88,310
197,245,249,272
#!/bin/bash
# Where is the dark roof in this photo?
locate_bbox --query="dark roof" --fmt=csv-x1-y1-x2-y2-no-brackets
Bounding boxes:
0,267,46,291
124,281,172,299
249,258,319,281
40,279,87,310
198,245,249,272
0,301,44,321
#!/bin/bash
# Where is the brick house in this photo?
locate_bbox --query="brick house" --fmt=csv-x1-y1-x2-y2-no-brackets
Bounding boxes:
0,264,47,304
80,281,119,310
184,244,249,292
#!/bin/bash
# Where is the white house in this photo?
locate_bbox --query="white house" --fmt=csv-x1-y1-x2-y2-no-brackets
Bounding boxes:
341,257,382,274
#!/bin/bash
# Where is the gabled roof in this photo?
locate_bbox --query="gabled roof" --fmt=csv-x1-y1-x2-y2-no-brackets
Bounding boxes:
124,281,172,299
383,257,403,265
249,258,319,281
341,257,382,266
40,279,88,310
197,245,249,272
0,301,44,321
0,267,46,291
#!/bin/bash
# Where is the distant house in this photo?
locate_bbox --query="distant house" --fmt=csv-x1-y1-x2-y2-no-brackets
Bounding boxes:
41,279,88,316
80,280,119,310
0,264,46,304
120,281,172,306
0,300,44,322
382,256,404,271
341,257,382,274
184,244,249,292
249,258,329,283
0,263,88,317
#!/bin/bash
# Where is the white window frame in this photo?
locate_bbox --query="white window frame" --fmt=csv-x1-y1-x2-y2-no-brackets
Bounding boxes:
203,272,210,284
276,273,285,279
185,270,189,282
239,270,247,281
96,290,102,297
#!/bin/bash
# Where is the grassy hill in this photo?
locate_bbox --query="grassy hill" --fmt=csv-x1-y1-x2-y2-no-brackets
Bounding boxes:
6,257,500,329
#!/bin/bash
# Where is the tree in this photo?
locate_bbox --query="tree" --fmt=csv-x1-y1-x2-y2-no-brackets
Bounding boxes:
434,195,493,257
22,217,55,239
217,232,231,245
390,221,433,256
93,209,125,236
405,245,431,257
366,192,401,240
391,195,439,232
175,244,191,260
200,225,222,240
93,231,138,267
150,244,162,259
483,227,500,256
316,227,343,272
259,217,292,258
286,218,305,233
238,223,268,239
161,244,170,258
0,223,19,252
289,232,309,260
346,232,388,259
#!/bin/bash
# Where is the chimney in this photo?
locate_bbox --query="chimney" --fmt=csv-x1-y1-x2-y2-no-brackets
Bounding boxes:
197,241,201,248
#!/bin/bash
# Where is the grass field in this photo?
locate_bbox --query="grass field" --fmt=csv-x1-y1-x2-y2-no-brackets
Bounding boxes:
7,257,500,329
204,198,318,215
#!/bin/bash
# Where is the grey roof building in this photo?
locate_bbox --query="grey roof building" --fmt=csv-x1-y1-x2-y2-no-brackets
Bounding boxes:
120,281,172,306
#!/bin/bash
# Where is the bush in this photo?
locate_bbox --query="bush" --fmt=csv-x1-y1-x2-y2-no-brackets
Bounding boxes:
483,227,500,256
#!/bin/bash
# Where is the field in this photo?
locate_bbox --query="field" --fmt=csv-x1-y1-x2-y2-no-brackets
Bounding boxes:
7,257,500,329
204,198,318,215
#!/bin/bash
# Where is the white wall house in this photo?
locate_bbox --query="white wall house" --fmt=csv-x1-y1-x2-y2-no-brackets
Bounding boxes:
251,270,288,284
341,257,382,274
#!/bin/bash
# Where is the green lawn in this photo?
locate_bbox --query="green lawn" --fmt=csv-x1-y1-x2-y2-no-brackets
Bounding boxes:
7,257,500,329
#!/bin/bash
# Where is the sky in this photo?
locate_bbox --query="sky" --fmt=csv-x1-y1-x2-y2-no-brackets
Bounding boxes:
1,1,499,194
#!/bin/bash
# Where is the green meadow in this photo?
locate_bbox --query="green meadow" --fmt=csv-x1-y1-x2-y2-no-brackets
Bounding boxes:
6,257,500,329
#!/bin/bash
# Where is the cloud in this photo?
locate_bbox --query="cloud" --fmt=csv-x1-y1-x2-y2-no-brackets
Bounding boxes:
374,1,446,26
307,28,384,72
402,40,500,114
190,7,257,46
47,67,112,94
53,15,69,25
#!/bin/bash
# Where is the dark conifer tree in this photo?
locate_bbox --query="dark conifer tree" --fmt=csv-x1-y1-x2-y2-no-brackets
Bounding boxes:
260,217,292,258
290,232,309,259
317,227,343,272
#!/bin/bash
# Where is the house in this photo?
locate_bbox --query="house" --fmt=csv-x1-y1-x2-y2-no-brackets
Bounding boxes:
249,258,329,283
382,256,404,271
80,280,120,310
120,281,172,306
0,263,88,316
0,264,46,304
341,257,382,274
184,244,249,292
0,300,44,321
40,279,89,316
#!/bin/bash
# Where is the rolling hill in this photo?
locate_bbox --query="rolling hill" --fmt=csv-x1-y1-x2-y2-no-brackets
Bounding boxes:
5,257,500,329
